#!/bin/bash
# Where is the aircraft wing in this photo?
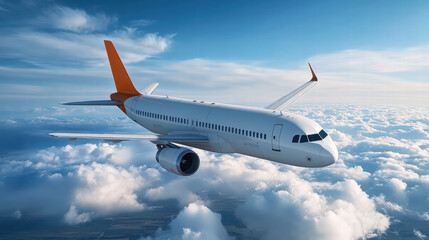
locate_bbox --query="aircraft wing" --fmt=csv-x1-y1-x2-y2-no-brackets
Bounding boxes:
61,100,122,106
48,133,209,143
265,63,318,111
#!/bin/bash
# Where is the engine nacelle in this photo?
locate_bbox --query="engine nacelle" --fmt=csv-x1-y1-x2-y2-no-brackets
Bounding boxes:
156,147,200,176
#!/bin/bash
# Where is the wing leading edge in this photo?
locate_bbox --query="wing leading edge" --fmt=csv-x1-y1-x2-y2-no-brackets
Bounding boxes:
266,63,318,112
48,133,209,143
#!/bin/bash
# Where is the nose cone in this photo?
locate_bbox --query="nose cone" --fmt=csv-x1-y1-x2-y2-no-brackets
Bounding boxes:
319,144,338,166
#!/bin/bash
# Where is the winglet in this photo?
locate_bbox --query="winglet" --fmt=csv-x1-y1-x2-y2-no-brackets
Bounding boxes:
308,63,317,81
141,83,159,95
104,40,141,96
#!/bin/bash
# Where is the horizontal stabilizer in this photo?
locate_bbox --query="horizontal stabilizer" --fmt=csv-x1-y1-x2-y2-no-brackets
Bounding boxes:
61,100,122,106
48,133,209,143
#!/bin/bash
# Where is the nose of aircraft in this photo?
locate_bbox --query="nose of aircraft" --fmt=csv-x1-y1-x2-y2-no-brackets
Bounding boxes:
318,143,338,166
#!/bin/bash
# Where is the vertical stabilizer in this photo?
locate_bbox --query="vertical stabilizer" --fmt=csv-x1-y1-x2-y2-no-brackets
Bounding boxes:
104,40,141,96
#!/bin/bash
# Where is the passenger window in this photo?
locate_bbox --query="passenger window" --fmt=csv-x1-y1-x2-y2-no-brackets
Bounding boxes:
300,135,308,143
319,129,328,139
264,134,267,139
292,135,299,143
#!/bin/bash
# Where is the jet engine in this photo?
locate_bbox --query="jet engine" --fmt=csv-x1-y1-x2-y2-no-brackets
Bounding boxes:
156,146,200,176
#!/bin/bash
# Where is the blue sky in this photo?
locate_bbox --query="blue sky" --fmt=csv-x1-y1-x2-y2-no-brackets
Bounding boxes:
0,1,429,239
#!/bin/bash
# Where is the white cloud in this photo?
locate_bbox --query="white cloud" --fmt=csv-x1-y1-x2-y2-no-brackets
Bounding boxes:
130,57,429,105
235,180,389,240
0,29,172,67
0,5,172,69
414,229,427,240
41,6,115,33
373,195,403,213
309,46,429,73
72,163,147,214
143,148,390,239
64,205,93,225
147,202,231,240
389,178,407,192
1,104,428,239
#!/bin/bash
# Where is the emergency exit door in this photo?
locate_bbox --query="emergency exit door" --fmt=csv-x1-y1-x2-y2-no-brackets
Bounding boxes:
272,124,283,151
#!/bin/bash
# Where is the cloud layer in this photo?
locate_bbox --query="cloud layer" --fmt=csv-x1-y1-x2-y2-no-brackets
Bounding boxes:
2,104,428,239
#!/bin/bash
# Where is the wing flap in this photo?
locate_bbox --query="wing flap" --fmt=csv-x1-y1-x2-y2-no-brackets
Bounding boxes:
48,133,209,143
266,63,318,111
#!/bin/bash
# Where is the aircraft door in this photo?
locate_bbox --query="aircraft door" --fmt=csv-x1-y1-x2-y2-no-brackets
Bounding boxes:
129,98,138,119
272,124,283,151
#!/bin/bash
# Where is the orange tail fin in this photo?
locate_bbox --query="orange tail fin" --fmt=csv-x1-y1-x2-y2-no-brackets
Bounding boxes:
104,40,141,96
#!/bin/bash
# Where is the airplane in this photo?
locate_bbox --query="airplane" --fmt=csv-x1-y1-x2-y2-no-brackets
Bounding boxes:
49,40,338,176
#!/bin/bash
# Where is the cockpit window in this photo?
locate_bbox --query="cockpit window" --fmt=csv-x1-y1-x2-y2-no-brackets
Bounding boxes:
308,134,322,142
292,135,299,143
319,129,328,139
293,130,328,143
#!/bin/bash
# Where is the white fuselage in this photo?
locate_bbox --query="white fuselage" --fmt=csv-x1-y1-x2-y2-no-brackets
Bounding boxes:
124,94,338,167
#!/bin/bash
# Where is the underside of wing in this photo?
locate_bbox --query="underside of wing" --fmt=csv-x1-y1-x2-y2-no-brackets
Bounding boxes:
48,133,209,143
266,63,318,111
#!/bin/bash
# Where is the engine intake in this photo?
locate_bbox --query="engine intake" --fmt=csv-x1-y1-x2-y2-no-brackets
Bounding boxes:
156,147,200,176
